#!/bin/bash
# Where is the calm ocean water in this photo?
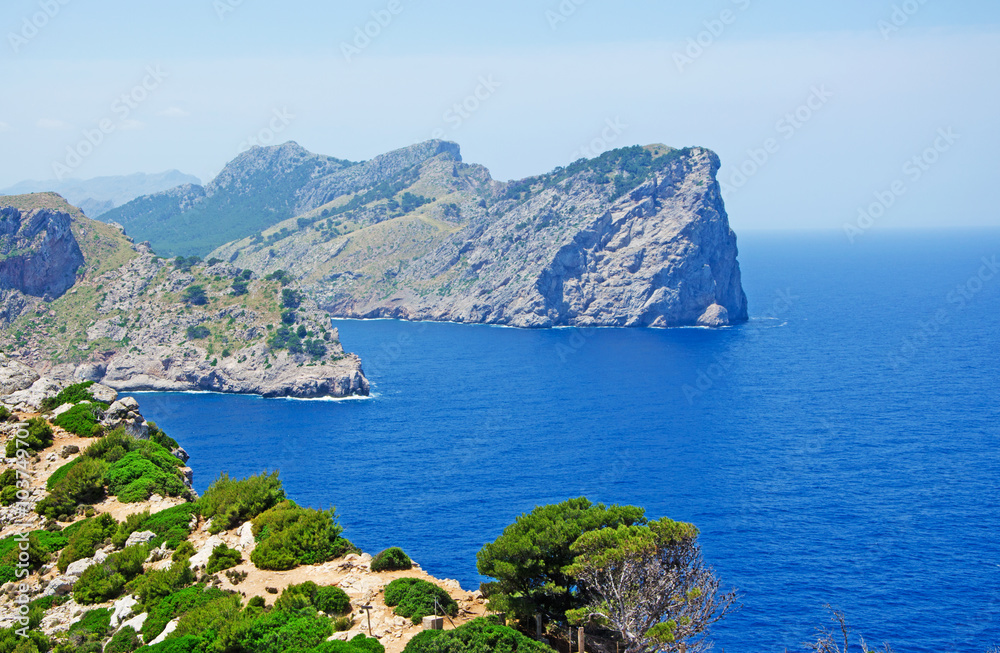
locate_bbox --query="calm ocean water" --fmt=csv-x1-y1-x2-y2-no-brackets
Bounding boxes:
129,229,1000,652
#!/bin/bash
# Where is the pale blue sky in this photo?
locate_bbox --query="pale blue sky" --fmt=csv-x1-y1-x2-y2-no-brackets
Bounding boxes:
1,0,998,230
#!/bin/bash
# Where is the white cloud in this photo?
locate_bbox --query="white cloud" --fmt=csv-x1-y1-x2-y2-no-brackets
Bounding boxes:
36,118,72,131
158,107,191,118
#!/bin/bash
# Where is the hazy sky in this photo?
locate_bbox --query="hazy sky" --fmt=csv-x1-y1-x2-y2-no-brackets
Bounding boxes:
1,0,998,231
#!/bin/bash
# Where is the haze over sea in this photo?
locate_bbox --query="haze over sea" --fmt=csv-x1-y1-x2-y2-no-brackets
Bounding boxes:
129,229,1000,652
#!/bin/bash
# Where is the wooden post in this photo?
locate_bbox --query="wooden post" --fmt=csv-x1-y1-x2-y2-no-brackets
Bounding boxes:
577,627,585,653
535,614,543,639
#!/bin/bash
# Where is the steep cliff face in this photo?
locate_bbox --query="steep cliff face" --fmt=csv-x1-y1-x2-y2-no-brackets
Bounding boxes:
0,206,84,298
215,142,747,328
0,194,370,399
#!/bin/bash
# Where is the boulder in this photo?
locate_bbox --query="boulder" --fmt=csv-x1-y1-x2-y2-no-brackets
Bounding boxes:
52,402,77,418
101,397,149,439
696,303,731,327
189,535,223,568
125,530,157,548
42,576,75,597
110,595,139,629
74,363,106,384
148,619,178,645
119,611,148,634
60,445,80,458
3,377,63,410
0,358,39,394
88,383,118,404
65,557,95,577
171,447,190,463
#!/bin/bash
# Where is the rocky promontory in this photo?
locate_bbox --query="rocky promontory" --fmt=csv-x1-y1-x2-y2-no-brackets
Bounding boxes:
0,193,369,399
210,142,748,328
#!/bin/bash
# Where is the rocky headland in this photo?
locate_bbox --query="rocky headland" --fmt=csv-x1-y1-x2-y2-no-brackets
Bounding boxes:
0,193,368,399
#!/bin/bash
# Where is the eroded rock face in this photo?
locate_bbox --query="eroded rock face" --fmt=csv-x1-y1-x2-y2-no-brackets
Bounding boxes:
0,356,39,394
0,207,83,299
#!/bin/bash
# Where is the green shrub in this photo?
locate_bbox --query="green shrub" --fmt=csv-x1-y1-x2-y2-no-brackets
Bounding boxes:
207,543,242,574
4,417,54,456
186,325,211,340
141,585,230,642
214,604,334,653
52,404,104,437
275,582,350,616
305,634,385,653
40,381,104,411
0,530,65,579
198,471,285,533
172,541,196,562
0,625,52,653
0,469,16,489
403,617,555,653
182,285,208,305
57,513,117,572
46,458,81,490
370,547,412,572
35,458,108,519
69,608,112,638
121,503,197,550
0,486,16,507
140,635,203,653
104,625,141,653
106,451,185,502
383,578,457,624
0,406,11,422
173,593,243,649
73,544,147,604
148,422,179,450
250,502,355,570
129,559,195,606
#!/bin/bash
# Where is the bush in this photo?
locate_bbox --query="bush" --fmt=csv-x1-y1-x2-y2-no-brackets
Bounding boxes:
0,625,52,653
306,634,385,653
148,422,179,451
0,530,66,580
0,486,16,507
115,503,197,551
403,617,555,653
0,406,11,422
207,543,242,574
282,288,302,309
275,582,351,616
231,279,249,296
73,544,147,604
172,541,196,562
40,381,103,411
370,547,412,572
57,513,117,572
141,585,230,642
383,578,457,624
186,325,211,340
104,625,141,653
36,458,108,519
105,451,185,502
129,559,195,606
182,285,208,305
69,607,112,638
250,502,355,570
46,458,81,490
198,471,285,533
4,417,54,456
52,403,104,437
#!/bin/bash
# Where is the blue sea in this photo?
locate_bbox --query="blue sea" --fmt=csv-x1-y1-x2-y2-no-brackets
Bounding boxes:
129,229,1000,652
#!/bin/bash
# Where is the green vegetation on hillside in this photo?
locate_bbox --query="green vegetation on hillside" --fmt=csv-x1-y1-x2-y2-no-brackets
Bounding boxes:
383,578,458,624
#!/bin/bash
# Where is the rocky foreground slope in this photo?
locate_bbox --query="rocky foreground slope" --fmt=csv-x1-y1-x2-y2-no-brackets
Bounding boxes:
0,376,483,653
209,141,748,328
0,193,368,399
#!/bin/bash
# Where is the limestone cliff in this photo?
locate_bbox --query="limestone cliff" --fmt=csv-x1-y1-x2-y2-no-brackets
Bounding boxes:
213,142,748,328
0,194,369,399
